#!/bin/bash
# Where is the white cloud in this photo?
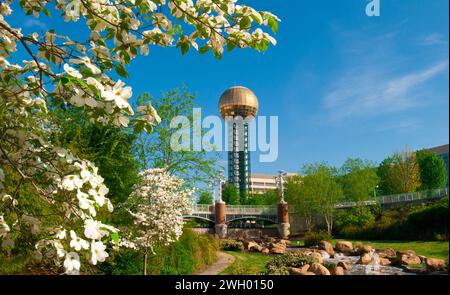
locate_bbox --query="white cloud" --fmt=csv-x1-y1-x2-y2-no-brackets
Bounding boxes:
421,33,447,46
23,19,47,29
322,59,448,122
374,119,420,133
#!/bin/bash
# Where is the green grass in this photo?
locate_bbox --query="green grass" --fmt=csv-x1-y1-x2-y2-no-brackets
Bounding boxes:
220,251,273,275
291,239,449,260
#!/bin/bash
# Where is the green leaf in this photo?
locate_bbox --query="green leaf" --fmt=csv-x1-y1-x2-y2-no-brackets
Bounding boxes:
111,232,119,244
198,45,210,54
267,16,278,33
227,42,235,52
115,64,128,78
43,8,51,17
180,43,189,55
239,16,251,30
173,24,183,35
130,46,138,55
60,76,70,85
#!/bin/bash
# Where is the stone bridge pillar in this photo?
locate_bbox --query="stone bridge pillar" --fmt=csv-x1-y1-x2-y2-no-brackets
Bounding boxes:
214,201,227,238
277,201,290,239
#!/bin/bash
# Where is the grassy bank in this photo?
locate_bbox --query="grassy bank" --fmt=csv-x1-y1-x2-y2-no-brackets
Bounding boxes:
220,251,272,275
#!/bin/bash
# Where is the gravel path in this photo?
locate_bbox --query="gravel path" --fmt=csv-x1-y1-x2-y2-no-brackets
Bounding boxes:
193,252,236,275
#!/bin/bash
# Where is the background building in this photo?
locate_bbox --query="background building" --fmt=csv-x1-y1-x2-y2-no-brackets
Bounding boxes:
250,173,298,194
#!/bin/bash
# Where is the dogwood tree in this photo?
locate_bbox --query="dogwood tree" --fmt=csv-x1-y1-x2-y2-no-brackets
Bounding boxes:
125,168,193,275
0,0,278,273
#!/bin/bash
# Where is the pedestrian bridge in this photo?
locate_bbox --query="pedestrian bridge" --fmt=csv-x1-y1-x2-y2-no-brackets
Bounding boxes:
184,204,278,224
335,187,448,209
184,187,448,224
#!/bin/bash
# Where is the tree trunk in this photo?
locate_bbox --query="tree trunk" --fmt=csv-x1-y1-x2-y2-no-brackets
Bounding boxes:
143,252,148,275
324,214,333,236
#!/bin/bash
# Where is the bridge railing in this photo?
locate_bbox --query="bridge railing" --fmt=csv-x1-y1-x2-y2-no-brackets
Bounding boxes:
191,204,277,215
191,204,214,214
226,205,277,215
379,187,448,204
335,200,377,208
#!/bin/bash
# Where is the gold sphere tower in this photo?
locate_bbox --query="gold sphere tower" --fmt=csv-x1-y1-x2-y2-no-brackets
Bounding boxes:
219,86,259,199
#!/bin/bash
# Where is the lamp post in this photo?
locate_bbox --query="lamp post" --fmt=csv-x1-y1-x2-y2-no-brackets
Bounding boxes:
211,176,216,205
215,169,227,238
218,169,225,203
277,170,287,203
373,184,379,198
276,170,290,239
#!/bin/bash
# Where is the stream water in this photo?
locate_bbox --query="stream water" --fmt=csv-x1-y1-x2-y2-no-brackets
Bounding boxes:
323,252,414,275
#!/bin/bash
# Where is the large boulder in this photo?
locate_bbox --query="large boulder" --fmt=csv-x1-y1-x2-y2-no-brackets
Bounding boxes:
289,264,311,275
265,237,277,243
397,250,416,256
299,264,310,273
309,252,323,264
418,255,427,264
425,258,446,272
318,240,335,256
289,267,303,275
376,248,396,258
397,254,421,266
309,263,331,275
357,253,372,265
243,241,257,250
359,244,373,254
250,244,264,252
331,266,344,275
335,241,353,254
379,258,391,266
269,243,286,255
337,261,351,270
261,248,270,254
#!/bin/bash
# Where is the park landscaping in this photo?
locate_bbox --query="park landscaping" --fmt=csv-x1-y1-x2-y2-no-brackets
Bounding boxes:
216,237,448,275
0,0,448,277
290,239,448,261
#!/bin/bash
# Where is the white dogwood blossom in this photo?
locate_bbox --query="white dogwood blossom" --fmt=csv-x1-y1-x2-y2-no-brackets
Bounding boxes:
127,169,193,252
63,252,81,273
69,230,89,251
0,0,278,274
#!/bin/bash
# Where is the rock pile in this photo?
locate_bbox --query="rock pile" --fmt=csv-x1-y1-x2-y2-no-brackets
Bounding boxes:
233,237,446,275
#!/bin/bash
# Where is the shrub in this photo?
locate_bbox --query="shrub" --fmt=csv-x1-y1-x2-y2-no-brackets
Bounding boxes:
264,254,316,275
96,249,143,275
304,230,331,247
334,207,375,231
335,197,449,241
97,229,219,275
219,239,244,252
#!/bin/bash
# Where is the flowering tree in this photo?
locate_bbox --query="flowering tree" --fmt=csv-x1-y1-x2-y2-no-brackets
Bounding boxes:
124,168,193,275
0,0,278,273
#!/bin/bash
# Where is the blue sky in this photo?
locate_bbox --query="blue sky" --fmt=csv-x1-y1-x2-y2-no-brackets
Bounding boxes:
11,0,449,175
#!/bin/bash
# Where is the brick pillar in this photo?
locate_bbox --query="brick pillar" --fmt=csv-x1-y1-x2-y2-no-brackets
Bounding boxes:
277,202,290,239
215,202,226,224
214,201,227,238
